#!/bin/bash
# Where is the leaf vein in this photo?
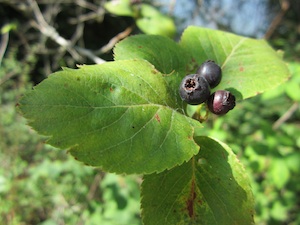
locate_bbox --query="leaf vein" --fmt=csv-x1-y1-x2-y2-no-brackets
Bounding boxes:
222,38,246,68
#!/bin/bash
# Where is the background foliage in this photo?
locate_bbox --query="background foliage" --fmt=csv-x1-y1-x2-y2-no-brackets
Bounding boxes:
0,0,299,224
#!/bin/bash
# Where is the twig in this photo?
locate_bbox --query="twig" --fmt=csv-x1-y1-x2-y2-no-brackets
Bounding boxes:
0,71,17,86
75,0,99,11
28,0,80,59
94,26,134,54
77,171,104,225
273,102,299,130
69,9,105,24
86,172,103,200
75,46,106,64
70,6,85,45
0,29,9,66
264,0,290,39
27,0,106,64
69,0,105,24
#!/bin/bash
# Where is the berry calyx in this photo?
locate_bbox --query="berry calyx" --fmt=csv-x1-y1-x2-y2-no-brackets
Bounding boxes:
196,60,222,88
207,90,236,115
179,74,210,105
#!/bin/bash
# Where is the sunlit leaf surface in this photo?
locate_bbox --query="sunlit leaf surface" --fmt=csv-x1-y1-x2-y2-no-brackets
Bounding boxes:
180,26,290,100
19,60,200,174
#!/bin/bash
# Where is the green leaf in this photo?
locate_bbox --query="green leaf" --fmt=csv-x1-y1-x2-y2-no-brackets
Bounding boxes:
270,201,288,221
18,59,201,174
136,4,176,38
104,0,136,17
1,22,17,34
180,26,290,100
114,35,190,75
285,62,300,101
104,1,176,37
114,35,191,96
285,81,300,101
269,159,290,189
141,136,254,225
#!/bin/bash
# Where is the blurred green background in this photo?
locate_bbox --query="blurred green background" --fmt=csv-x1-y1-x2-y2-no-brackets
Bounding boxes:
0,0,299,224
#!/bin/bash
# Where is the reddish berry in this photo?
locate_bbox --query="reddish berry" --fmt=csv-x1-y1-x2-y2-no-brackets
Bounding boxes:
207,90,236,115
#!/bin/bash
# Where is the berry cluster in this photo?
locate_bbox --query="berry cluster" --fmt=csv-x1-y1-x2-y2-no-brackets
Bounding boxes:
179,60,236,115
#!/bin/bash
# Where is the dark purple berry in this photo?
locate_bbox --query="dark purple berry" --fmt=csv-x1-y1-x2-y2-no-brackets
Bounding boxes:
196,60,222,88
179,74,210,105
207,90,236,115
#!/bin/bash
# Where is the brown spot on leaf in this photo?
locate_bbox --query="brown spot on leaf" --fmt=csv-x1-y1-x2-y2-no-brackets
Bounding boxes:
186,180,196,218
110,87,114,92
138,46,142,48
155,114,161,123
239,66,244,72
